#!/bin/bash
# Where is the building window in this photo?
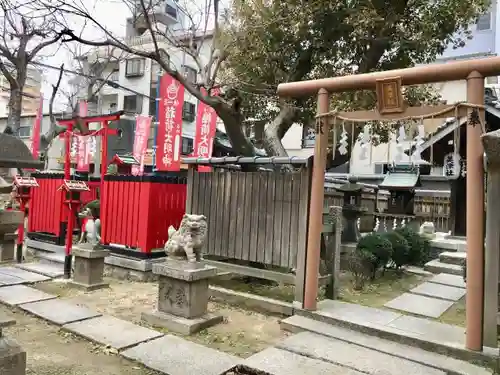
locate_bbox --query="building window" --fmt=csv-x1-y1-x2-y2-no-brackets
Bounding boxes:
477,12,491,31
18,126,31,138
182,65,197,84
182,137,193,155
125,58,145,77
151,59,169,82
149,87,157,119
165,3,177,18
123,95,143,113
110,69,119,81
182,102,196,122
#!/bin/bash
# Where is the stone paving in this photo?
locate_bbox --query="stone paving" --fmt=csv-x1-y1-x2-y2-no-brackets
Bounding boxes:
0,262,493,375
383,273,466,318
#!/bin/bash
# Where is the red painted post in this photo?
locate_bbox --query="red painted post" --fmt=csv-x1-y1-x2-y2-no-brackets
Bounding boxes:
64,124,72,180
16,200,25,263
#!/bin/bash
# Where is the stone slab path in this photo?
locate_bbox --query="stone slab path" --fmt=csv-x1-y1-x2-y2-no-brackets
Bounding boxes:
384,293,454,318
383,273,465,318
121,334,240,375
0,262,492,375
410,281,466,301
17,262,64,278
63,315,163,350
0,266,51,283
0,284,56,306
0,272,25,285
20,299,101,325
429,273,466,289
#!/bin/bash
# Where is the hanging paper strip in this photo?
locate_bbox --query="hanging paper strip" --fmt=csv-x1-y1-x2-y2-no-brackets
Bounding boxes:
132,115,152,175
194,88,220,172
359,124,370,161
76,101,90,172
156,74,185,171
338,122,348,155
412,122,425,162
28,94,43,170
394,124,406,163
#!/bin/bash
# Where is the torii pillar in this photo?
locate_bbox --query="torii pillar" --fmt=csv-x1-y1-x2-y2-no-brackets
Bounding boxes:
276,56,500,352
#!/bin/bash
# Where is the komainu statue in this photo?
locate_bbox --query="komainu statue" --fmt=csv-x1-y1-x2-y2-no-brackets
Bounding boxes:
164,214,207,263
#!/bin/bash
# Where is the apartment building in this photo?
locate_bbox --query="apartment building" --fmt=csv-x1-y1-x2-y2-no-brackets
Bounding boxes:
0,61,43,117
57,0,211,171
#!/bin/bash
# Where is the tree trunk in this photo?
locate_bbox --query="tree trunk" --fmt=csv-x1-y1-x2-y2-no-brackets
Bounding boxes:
216,105,256,156
6,87,23,134
262,106,296,157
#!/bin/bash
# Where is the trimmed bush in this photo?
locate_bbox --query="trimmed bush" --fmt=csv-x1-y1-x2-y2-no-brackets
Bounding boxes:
383,231,410,269
347,248,375,290
395,226,430,266
356,233,393,279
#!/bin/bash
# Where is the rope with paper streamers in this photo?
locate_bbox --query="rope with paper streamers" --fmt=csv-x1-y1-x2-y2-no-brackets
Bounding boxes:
316,102,485,122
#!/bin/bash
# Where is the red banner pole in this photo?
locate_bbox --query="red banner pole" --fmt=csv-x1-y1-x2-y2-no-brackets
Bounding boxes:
101,121,109,179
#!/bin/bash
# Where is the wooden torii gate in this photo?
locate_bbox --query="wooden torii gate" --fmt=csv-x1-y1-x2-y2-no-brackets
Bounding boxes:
277,56,500,352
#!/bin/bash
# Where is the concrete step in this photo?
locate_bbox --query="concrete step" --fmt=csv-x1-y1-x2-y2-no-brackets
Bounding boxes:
280,315,492,375
36,252,65,265
424,259,463,276
429,238,466,252
439,251,466,266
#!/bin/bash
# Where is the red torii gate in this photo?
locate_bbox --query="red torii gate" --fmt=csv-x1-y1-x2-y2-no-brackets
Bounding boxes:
57,110,123,277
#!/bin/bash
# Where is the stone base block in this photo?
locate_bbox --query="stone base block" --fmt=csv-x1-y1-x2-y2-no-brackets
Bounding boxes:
72,247,109,288
0,241,15,263
141,309,223,335
0,337,26,375
154,260,217,319
68,280,109,291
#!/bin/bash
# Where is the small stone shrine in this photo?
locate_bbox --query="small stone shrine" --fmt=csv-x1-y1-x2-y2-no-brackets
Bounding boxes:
142,214,223,334
378,163,421,215
376,163,422,232
0,133,44,375
336,176,367,243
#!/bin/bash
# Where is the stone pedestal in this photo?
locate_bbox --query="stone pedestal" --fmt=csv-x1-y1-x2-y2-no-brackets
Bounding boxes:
0,233,16,263
69,245,110,291
0,315,26,375
142,259,223,334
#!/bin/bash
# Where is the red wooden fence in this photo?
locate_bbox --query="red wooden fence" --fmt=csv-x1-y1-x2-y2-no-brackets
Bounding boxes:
28,173,100,241
101,174,187,253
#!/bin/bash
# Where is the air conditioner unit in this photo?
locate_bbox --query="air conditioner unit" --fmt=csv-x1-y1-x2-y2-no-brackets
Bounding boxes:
133,0,180,32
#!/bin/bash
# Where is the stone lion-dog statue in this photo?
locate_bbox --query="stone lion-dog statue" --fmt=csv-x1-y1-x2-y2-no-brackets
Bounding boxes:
164,214,207,262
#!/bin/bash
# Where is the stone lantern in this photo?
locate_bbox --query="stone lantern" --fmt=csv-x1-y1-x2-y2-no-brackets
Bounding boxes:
336,176,367,242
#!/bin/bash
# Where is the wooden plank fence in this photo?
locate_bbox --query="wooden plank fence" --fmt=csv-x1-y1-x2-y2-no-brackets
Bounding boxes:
186,167,311,270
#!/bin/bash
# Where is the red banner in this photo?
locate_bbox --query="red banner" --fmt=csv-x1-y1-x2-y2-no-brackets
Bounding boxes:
132,115,152,175
156,74,185,171
76,101,89,172
29,94,43,163
194,88,219,172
